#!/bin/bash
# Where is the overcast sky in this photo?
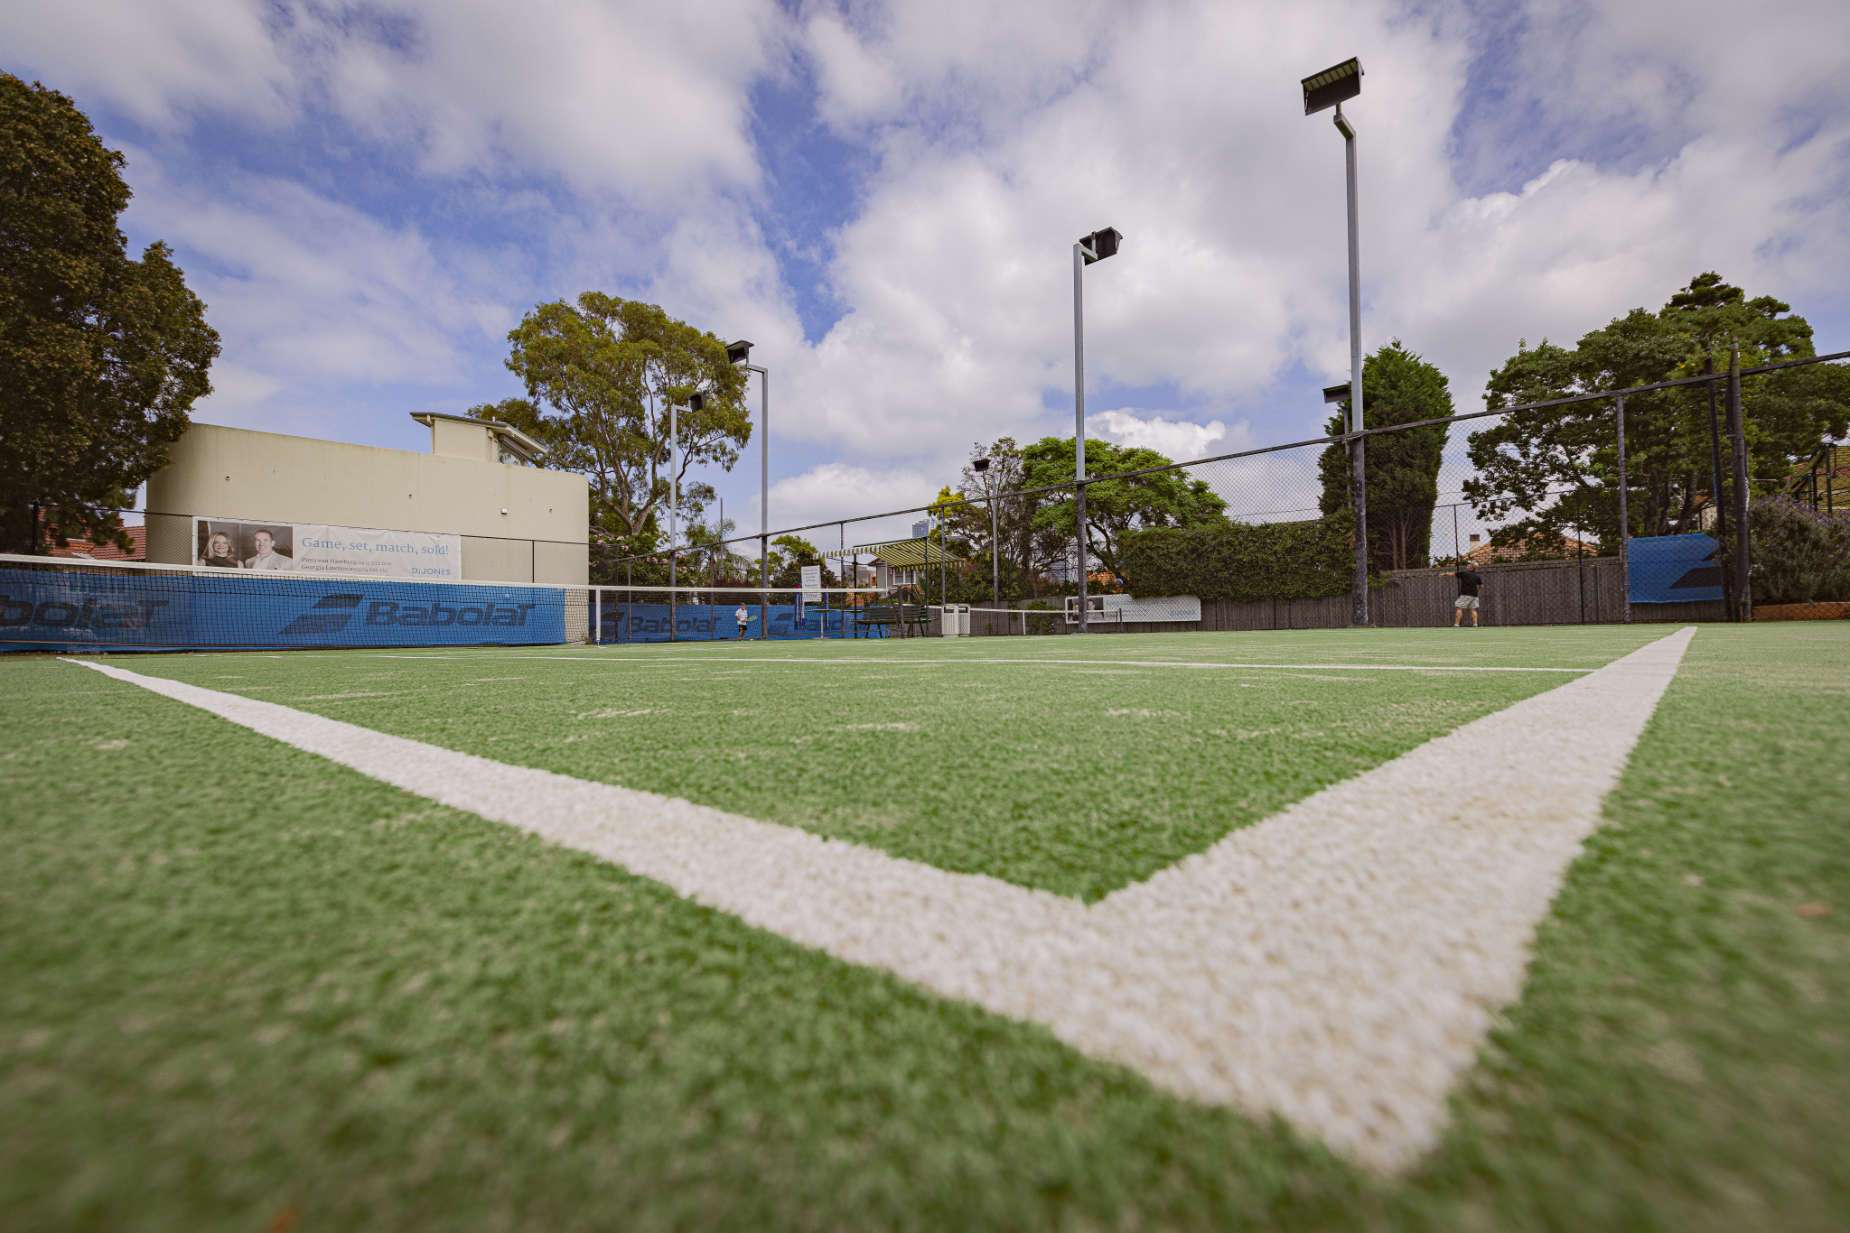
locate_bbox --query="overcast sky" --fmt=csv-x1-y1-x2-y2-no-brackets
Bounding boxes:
7,0,1849,541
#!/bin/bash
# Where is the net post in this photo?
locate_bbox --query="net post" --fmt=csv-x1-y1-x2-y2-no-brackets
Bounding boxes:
593,587,601,644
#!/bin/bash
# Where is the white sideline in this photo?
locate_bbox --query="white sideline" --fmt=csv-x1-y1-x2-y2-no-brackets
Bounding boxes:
67,627,1694,1173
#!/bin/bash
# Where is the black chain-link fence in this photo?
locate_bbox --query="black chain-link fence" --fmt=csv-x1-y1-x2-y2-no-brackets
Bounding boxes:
608,347,1848,635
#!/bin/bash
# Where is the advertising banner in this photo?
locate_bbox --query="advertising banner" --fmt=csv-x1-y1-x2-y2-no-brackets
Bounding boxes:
0,568,564,652
191,516,461,580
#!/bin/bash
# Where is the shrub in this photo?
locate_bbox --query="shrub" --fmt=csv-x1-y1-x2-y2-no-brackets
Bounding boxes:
1119,514,1352,602
1748,497,1850,604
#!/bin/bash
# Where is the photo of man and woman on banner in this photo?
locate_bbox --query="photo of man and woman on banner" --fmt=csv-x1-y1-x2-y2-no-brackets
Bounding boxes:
190,516,462,580
194,518,296,571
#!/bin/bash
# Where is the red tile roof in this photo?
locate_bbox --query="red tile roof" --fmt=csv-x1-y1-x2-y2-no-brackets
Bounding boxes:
48,524,147,561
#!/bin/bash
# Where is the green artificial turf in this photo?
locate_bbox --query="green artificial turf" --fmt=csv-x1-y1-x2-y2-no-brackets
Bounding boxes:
97,626,1669,899
2,623,1845,1231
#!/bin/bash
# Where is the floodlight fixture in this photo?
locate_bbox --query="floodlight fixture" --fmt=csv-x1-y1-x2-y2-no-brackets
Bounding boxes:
1323,382,1351,405
1301,57,1362,116
688,392,706,412
972,456,991,474
1077,226,1122,265
726,339,754,365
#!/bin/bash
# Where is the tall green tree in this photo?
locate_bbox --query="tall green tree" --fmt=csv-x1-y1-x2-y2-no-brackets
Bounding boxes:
1465,273,1850,548
485,295,751,582
1318,342,1452,571
1021,438,1226,588
767,533,835,588
0,74,219,553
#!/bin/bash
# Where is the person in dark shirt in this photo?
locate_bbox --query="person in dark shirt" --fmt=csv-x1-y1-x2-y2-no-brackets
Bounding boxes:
1453,565,1483,627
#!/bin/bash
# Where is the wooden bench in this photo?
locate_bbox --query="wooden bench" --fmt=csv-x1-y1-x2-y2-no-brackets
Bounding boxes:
854,603,929,637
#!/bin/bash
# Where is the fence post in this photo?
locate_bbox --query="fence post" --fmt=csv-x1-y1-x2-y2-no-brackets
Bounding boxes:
1727,343,1752,620
1703,354,1736,620
668,550,677,643
1576,528,1586,624
1616,394,1631,625
593,587,601,645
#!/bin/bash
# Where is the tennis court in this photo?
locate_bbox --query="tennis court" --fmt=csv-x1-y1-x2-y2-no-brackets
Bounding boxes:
5,621,1848,1231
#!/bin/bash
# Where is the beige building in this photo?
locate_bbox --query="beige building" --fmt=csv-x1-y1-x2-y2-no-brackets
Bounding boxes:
145,413,588,584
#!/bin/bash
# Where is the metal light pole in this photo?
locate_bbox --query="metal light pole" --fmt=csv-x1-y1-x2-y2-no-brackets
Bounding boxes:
669,394,681,641
1303,58,1369,626
974,456,1000,604
669,394,682,581
727,341,769,637
1072,227,1121,634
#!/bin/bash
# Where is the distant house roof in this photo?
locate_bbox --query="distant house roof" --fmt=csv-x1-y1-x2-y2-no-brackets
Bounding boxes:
48,524,147,561
827,537,966,567
1463,530,1597,565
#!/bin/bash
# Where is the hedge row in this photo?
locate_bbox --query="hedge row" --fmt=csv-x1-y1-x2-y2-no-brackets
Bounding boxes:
1119,514,1352,602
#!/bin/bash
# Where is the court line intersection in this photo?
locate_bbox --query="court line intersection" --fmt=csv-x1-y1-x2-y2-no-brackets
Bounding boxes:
67,626,1693,1172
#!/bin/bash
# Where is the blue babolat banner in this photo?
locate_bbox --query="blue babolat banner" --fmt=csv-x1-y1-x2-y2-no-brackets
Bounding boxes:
0,567,566,652
604,602,871,643
1627,533,1724,604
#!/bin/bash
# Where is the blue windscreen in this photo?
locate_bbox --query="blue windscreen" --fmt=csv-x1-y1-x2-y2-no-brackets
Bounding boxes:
1626,534,1724,604
0,565,567,652
602,602,875,643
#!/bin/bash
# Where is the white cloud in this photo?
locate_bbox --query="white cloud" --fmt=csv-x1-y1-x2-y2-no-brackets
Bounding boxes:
1089,411,1236,462
765,462,936,545
111,146,518,443
2,0,787,208
0,0,296,130
320,0,784,205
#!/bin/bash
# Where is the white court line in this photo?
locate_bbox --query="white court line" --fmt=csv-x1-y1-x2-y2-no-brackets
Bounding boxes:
360,652,1594,674
67,626,1693,1173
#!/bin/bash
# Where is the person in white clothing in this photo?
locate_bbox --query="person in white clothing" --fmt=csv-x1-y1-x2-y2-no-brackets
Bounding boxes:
734,603,750,640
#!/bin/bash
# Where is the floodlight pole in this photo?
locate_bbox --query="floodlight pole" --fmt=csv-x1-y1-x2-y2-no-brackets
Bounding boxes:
751,365,769,638
1071,228,1119,633
983,470,1000,604
1337,101,1369,626
1073,239,1090,633
728,341,770,639
669,396,680,641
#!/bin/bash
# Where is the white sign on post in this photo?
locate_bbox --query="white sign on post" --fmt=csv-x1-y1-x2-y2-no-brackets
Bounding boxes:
800,564,823,602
